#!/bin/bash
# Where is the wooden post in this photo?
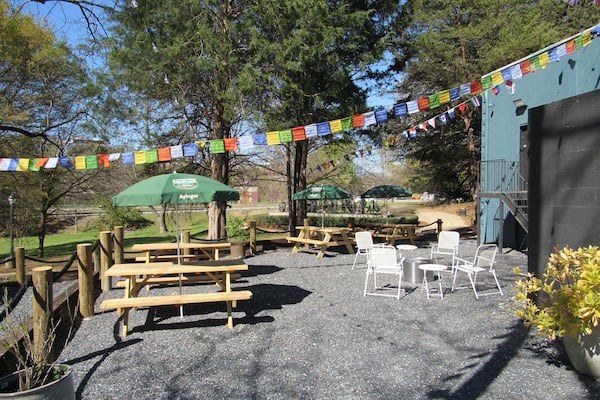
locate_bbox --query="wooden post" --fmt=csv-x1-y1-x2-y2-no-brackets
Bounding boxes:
113,226,124,265
32,266,52,365
77,243,94,318
100,231,113,292
15,247,25,285
436,219,443,234
183,230,191,256
248,220,257,255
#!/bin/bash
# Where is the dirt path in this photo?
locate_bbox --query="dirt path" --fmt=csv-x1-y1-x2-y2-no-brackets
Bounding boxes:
415,202,474,231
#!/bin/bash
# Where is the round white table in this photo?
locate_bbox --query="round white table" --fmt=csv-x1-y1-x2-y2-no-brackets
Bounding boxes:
418,263,448,299
396,244,418,252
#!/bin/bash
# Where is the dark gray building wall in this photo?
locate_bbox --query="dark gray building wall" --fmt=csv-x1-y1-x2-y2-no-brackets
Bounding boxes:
528,89,600,276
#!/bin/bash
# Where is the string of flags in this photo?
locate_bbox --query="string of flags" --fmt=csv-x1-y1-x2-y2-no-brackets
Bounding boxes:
1,25,598,174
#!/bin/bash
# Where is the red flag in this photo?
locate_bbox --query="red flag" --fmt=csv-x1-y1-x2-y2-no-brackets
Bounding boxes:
97,154,111,167
352,114,365,128
292,126,306,141
470,80,482,95
520,60,531,75
417,97,430,111
157,147,171,162
224,138,239,151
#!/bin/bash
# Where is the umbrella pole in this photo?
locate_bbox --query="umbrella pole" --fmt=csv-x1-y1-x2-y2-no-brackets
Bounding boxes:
176,204,184,318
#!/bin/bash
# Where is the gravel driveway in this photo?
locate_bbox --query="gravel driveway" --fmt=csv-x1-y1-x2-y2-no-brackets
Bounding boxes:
57,240,600,399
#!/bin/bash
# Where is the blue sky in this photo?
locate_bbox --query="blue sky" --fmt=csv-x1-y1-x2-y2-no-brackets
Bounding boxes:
20,1,398,110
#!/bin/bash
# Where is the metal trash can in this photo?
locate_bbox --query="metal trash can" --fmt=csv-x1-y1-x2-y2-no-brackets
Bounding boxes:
403,257,432,285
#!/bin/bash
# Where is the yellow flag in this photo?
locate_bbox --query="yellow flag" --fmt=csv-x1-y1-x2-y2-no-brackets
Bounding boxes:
266,131,281,145
491,71,504,87
75,156,86,170
329,119,343,133
134,151,147,164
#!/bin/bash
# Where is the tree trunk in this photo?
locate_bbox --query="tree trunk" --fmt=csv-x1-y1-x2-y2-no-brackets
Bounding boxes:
207,151,230,240
159,205,168,233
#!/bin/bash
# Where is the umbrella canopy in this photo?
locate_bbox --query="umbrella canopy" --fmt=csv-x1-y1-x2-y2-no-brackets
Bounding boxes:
361,185,412,199
293,185,352,201
113,173,240,206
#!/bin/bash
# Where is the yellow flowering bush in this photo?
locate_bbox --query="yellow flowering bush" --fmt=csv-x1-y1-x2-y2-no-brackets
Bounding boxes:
514,245,600,340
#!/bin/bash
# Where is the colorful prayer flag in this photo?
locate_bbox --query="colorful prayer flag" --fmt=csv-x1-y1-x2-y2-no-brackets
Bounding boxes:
279,130,293,143
375,108,388,123
210,139,225,153
428,93,440,109
407,100,419,114
224,137,239,150
183,143,197,157
292,126,306,141
317,122,331,136
417,97,429,111
266,131,281,145
329,119,343,133
253,133,267,145
352,114,365,128
157,147,171,162
305,124,318,138
363,111,376,126
394,103,408,117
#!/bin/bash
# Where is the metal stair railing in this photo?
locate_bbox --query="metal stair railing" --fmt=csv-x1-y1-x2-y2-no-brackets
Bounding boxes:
480,160,528,233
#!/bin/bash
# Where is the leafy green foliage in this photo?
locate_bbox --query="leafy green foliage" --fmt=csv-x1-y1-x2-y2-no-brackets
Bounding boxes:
515,245,600,340
95,196,152,231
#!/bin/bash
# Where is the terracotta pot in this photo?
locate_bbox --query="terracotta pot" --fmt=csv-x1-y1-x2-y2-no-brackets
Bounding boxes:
0,364,75,399
563,326,600,378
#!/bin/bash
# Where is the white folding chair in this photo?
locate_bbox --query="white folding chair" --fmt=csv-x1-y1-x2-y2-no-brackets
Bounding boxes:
352,231,374,269
430,231,460,269
363,245,405,299
451,244,503,299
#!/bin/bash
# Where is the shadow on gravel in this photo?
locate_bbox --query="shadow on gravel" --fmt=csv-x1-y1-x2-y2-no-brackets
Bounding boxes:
62,338,143,399
430,322,530,399
131,283,311,334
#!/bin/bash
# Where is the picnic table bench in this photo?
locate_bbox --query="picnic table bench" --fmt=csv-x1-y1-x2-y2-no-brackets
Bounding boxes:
100,260,251,336
131,241,231,262
286,226,355,258
365,223,417,245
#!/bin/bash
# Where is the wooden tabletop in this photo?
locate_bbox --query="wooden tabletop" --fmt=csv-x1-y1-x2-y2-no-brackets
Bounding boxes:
105,261,248,277
131,242,232,251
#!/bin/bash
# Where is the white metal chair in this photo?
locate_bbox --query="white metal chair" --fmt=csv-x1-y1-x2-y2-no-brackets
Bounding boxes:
430,231,460,269
363,245,405,299
451,244,503,299
352,231,374,269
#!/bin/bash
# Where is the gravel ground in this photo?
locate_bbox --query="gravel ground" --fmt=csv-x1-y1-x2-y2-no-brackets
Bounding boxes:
55,240,600,400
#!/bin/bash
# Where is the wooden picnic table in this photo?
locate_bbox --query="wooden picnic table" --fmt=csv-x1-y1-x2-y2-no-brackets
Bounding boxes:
364,223,417,245
100,260,252,336
131,241,232,262
286,226,355,258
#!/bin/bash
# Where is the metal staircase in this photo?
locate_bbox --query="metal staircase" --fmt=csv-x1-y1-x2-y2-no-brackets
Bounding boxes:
480,160,528,234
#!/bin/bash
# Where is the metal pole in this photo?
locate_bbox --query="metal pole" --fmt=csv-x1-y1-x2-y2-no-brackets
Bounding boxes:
8,193,15,269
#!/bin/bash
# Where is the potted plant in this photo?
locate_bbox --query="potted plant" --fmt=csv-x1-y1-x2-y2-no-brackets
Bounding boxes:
0,292,75,399
227,216,248,258
514,245,600,377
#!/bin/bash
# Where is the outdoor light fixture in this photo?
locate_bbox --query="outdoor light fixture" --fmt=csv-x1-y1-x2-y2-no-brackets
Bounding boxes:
513,98,528,116
7,193,15,268
513,98,527,108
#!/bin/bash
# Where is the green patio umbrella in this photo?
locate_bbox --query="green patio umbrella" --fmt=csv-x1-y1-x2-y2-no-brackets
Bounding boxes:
360,185,412,220
360,185,412,199
113,172,240,207
293,185,352,227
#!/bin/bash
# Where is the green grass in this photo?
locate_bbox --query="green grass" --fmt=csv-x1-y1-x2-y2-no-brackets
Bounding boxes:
0,212,288,260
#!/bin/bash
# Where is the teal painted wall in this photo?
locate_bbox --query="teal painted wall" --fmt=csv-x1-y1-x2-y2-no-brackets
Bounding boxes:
480,33,600,244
